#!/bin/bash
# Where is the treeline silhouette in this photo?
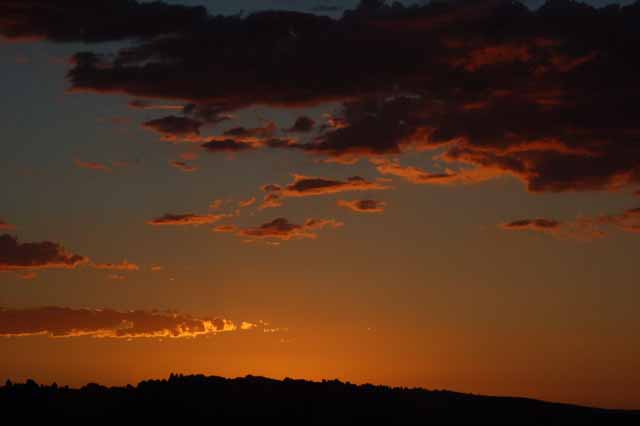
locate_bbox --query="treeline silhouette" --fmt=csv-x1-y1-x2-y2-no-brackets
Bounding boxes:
1,374,638,424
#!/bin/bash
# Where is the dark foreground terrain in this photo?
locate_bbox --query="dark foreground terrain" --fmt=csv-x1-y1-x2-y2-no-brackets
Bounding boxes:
1,374,637,424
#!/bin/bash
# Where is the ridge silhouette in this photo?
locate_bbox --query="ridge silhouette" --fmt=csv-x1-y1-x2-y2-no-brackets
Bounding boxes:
1,374,638,424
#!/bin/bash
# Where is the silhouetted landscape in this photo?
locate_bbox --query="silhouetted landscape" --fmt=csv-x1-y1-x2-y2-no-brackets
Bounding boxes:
1,374,638,424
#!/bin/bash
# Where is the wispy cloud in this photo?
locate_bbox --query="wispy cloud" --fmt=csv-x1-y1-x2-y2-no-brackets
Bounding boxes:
0,306,268,339
212,224,238,233
74,159,111,172
238,197,256,208
147,213,229,227
337,199,386,213
169,160,198,173
91,260,140,271
237,217,343,242
263,174,391,198
499,207,640,240
0,219,15,230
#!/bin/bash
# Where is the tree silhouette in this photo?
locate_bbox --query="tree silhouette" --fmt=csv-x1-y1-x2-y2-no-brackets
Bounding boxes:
0,375,637,424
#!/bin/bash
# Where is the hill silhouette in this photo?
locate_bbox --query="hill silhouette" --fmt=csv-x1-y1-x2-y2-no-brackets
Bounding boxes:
1,374,638,424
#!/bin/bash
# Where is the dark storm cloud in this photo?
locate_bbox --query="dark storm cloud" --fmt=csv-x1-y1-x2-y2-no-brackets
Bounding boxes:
64,11,335,104
285,116,316,133
201,139,256,153
7,0,638,193
0,0,208,42
62,2,638,105
0,234,86,271
0,306,249,338
310,4,344,13
299,97,429,163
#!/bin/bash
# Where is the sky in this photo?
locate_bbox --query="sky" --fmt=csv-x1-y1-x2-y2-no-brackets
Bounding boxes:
1,0,639,409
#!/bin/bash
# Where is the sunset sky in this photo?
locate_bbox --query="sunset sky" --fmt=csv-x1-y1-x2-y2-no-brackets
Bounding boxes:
1,0,639,409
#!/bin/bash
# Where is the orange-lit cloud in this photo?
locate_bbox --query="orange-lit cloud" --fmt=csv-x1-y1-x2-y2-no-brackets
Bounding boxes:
142,115,203,142
263,174,391,198
223,122,276,140
205,137,299,154
374,159,498,185
128,99,183,111
0,306,263,339
179,151,199,161
147,213,228,227
209,199,225,210
0,234,87,271
74,159,111,172
338,199,386,213
238,197,256,208
451,43,532,72
258,193,284,210
0,219,14,230
374,160,458,184
304,218,344,230
239,321,258,330
499,216,605,241
18,271,37,280
197,122,296,155
237,217,343,241
597,207,640,234
500,218,562,233
107,273,126,281
169,160,198,173
499,207,640,240
91,260,140,271
212,224,238,233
